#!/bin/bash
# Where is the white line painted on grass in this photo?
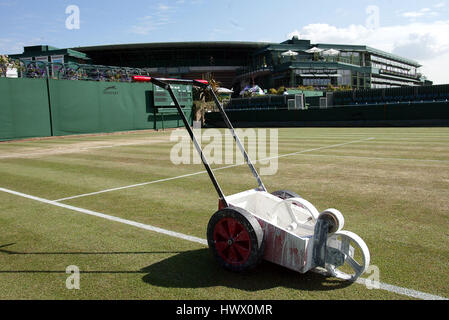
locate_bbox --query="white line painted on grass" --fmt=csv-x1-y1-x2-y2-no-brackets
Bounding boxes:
1,186,447,301
54,171,210,202
263,137,375,162
355,278,447,301
294,154,449,164
0,187,207,246
54,137,375,202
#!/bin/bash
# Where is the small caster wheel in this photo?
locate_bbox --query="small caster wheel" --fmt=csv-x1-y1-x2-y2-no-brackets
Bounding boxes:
318,209,345,234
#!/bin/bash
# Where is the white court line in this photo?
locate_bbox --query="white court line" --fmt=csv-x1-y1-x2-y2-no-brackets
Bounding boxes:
294,154,449,164
54,137,374,202
0,186,447,301
0,187,207,246
54,171,209,202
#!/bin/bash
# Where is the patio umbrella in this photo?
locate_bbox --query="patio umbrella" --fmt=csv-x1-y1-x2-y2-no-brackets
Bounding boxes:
281,50,299,57
217,87,234,94
322,49,340,56
305,47,324,54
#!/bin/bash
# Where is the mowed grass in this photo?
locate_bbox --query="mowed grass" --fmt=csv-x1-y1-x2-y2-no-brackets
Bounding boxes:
0,128,448,300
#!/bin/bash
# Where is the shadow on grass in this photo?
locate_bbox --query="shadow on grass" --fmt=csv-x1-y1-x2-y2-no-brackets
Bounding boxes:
141,249,353,292
0,243,353,292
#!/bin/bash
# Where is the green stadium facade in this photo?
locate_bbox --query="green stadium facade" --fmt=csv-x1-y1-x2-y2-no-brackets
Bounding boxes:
10,36,431,93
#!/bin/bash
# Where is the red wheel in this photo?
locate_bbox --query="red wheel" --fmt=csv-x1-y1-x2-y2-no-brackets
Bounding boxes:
207,207,264,272
213,218,252,265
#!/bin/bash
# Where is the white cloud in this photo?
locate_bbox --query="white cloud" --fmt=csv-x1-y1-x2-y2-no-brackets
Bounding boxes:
0,37,47,55
130,17,158,35
289,20,449,84
130,3,176,35
158,4,171,11
401,8,438,19
130,14,172,35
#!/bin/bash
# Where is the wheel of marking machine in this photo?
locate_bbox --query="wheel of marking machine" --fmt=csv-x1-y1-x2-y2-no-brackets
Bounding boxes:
318,209,345,234
270,198,320,231
271,190,302,200
207,207,264,272
325,231,370,282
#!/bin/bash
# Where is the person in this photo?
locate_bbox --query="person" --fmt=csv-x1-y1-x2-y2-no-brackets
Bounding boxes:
283,88,289,96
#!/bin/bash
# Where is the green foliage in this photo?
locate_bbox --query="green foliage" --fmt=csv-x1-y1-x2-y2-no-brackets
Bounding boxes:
337,85,353,91
241,90,253,98
297,85,315,91
193,73,221,102
0,55,21,77
277,86,286,95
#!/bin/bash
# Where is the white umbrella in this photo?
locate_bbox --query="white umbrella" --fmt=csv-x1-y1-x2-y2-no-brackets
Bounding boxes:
322,49,340,56
281,50,298,57
217,87,234,94
305,47,324,54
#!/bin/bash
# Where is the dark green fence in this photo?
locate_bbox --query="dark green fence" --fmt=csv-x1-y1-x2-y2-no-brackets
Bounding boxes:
206,102,449,127
0,78,192,141
334,84,449,106
0,78,52,140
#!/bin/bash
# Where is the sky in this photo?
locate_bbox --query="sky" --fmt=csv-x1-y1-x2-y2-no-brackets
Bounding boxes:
1,0,449,83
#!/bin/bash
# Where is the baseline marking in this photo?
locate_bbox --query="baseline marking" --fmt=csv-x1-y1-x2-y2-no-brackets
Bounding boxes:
0,186,447,301
54,137,375,202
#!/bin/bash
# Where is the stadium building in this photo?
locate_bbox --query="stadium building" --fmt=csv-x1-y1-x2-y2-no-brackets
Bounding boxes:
11,36,431,93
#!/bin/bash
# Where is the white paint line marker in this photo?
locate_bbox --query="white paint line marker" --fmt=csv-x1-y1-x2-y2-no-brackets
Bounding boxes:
54,137,375,202
1,186,447,301
0,187,207,246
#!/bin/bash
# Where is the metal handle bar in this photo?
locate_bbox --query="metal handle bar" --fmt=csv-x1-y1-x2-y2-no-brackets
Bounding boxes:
133,76,267,205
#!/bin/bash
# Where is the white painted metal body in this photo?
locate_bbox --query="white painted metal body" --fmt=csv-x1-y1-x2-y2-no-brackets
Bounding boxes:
227,189,370,280
227,190,316,273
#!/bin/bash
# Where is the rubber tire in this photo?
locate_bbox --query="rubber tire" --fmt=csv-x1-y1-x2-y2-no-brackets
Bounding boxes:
207,206,265,273
271,190,302,200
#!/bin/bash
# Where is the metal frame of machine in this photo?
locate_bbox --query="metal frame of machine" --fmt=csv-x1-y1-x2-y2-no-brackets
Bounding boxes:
133,75,370,282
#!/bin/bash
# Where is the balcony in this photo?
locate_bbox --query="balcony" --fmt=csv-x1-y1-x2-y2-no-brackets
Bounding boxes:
378,69,419,80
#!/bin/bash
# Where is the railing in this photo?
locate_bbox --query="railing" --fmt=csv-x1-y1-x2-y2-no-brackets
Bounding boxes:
275,55,363,66
236,66,273,77
239,56,364,77
4,60,155,82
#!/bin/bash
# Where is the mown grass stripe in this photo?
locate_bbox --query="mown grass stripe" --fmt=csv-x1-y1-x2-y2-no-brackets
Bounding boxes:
54,138,374,202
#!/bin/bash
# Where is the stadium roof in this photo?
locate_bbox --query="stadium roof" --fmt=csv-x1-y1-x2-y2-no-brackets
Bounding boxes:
72,41,272,52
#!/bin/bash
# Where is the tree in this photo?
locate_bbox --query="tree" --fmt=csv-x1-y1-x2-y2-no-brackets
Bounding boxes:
192,73,221,124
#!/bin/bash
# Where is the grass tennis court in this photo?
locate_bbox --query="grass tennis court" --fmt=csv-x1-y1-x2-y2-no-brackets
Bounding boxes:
0,128,448,300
